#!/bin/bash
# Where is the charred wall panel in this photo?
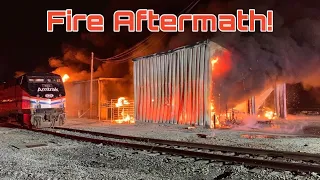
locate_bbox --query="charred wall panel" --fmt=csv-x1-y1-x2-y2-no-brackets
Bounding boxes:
133,40,225,127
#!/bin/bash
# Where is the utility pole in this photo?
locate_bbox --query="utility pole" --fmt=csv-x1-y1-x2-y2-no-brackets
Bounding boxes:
90,52,94,119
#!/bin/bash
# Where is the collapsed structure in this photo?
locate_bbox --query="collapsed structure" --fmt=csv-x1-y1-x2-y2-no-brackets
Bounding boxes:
133,40,287,128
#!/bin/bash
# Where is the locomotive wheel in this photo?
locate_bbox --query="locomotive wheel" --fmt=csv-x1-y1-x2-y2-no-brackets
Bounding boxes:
16,114,24,127
57,115,65,126
31,116,41,128
49,115,55,128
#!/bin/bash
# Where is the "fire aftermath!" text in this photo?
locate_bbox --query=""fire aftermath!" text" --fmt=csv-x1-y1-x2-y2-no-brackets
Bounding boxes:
46,9,274,33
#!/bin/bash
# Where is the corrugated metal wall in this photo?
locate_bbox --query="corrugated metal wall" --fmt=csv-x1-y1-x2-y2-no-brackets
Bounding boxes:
133,40,225,127
64,80,99,118
64,78,132,119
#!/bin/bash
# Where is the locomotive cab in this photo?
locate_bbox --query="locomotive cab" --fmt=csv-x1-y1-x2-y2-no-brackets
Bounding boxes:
15,72,67,128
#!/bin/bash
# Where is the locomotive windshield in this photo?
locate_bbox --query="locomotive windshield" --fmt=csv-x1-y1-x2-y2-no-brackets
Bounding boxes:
23,75,66,98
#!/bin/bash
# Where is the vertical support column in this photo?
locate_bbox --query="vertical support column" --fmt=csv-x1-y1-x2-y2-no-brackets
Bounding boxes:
251,96,256,114
247,96,256,115
133,61,137,121
274,84,280,117
98,79,101,121
90,52,94,119
278,83,287,119
274,83,287,119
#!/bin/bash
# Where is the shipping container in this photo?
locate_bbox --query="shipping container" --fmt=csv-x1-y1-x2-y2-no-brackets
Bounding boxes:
64,78,133,120
133,40,227,127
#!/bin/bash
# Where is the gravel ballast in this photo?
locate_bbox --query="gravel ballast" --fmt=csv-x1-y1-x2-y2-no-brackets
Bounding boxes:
1,127,319,180
63,118,320,154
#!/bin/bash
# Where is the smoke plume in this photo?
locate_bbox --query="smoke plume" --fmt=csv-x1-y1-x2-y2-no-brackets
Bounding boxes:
49,32,168,83
48,0,320,110
164,0,320,109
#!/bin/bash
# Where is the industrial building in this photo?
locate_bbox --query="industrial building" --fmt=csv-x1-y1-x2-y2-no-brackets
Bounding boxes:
133,40,287,128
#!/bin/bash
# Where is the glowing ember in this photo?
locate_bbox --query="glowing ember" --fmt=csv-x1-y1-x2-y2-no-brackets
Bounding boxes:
114,114,135,124
62,74,70,82
264,111,276,120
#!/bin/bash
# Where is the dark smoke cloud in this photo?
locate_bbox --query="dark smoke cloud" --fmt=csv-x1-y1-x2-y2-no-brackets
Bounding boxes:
163,0,320,108
49,32,169,82
81,33,110,47
48,0,320,109
60,44,91,65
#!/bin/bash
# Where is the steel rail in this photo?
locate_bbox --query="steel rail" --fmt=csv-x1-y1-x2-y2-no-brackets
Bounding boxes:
28,128,320,173
54,127,320,162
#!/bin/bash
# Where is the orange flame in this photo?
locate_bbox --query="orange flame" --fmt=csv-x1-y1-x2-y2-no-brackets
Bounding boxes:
211,58,218,69
115,97,130,107
62,74,70,82
264,111,276,120
113,97,135,124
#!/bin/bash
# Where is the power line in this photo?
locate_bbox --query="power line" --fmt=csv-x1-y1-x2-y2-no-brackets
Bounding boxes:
104,0,200,60
95,33,168,63
95,0,201,62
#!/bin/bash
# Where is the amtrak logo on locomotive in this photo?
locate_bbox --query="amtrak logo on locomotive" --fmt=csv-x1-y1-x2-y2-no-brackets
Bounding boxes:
45,94,54,98
37,87,59,92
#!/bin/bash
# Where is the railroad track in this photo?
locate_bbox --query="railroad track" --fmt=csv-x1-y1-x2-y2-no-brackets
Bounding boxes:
6,124,320,174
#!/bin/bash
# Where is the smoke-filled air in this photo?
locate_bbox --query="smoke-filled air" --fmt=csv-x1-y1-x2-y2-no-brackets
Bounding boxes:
206,0,320,108
23,0,319,109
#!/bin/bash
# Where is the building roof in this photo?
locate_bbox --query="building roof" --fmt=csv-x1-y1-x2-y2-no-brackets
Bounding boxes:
132,39,212,61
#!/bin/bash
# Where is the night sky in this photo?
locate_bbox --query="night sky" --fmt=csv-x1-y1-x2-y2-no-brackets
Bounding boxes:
1,0,319,109
0,0,198,80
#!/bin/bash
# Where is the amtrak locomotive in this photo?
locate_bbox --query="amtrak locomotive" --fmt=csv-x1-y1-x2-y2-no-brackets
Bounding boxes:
0,72,66,128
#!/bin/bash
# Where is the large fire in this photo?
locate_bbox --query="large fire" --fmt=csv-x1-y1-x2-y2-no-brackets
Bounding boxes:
210,54,278,128
211,57,220,128
62,74,70,82
113,97,134,124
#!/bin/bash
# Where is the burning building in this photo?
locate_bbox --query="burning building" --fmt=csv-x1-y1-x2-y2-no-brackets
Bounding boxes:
133,40,288,128
133,40,224,128
64,78,133,121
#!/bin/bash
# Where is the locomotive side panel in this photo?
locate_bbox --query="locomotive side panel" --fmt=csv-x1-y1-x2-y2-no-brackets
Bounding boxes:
0,81,21,117
0,72,66,128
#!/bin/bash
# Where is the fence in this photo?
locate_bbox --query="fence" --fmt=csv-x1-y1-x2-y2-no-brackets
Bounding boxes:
100,98,134,123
